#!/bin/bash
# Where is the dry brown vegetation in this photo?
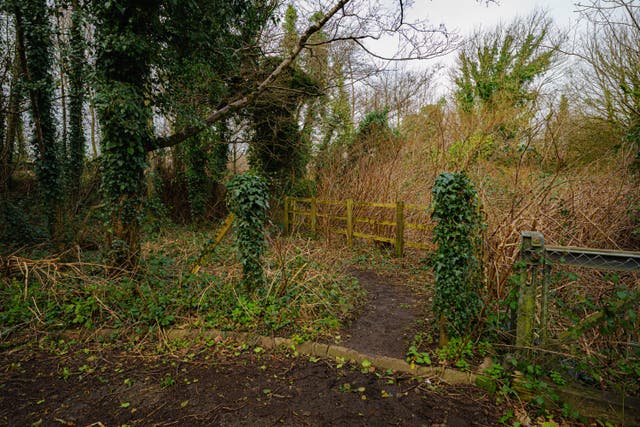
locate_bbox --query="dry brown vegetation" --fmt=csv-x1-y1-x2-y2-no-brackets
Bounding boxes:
311,95,640,370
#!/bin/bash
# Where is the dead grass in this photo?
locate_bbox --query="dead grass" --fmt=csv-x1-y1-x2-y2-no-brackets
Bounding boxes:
313,106,640,372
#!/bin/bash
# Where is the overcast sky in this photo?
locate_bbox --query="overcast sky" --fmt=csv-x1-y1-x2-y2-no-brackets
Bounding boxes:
409,0,579,34
375,0,584,85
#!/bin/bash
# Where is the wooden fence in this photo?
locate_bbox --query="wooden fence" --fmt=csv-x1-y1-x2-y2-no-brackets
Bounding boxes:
283,196,433,256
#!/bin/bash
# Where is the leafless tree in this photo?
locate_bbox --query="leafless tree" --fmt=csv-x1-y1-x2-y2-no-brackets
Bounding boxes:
146,0,459,152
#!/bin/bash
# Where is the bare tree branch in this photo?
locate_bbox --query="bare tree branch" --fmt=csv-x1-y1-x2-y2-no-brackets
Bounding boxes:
146,0,351,152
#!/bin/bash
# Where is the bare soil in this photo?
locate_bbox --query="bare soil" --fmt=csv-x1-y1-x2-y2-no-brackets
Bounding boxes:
0,269,501,426
340,268,425,359
0,341,499,427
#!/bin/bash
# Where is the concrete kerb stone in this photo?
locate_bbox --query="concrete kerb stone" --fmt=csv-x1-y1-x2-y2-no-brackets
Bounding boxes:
160,328,480,386
71,327,480,386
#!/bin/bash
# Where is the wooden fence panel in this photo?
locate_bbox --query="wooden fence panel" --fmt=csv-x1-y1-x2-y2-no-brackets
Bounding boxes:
284,196,433,255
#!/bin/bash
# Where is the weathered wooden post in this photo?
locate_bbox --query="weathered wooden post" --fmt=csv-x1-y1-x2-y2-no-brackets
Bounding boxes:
283,196,290,235
310,197,317,237
517,231,545,349
395,200,404,257
346,199,353,247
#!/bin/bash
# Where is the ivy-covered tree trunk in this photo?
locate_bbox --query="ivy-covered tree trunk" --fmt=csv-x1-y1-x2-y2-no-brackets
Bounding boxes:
184,134,208,221
15,0,63,241
66,0,86,203
94,0,159,267
0,48,19,193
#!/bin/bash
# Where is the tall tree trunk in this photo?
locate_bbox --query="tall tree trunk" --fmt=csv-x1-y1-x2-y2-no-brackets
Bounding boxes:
4,46,22,179
0,88,6,194
67,0,86,203
94,0,159,267
15,0,64,242
89,88,97,158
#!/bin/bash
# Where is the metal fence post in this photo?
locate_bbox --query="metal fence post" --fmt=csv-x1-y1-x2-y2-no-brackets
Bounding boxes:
310,197,317,237
541,261,551,344
517,231,545,349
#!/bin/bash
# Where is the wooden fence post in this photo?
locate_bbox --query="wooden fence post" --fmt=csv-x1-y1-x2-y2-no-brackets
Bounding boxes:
310,197,317,237
346,199,353,247
395,200,404,257
283,196,289,235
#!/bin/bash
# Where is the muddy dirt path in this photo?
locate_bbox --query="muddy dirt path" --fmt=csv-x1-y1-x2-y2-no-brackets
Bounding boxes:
0,341,499,426
341,269,424,359
0,269,503,426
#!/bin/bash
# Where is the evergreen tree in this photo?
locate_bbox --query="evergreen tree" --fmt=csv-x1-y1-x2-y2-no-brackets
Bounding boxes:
454,11,559,112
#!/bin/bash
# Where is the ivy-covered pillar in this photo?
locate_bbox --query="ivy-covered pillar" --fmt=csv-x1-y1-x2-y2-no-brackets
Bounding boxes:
93,0,159,267
226,173,269,293
431,172,485,345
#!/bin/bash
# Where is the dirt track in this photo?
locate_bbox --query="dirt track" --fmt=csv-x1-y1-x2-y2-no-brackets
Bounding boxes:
0,270,500,426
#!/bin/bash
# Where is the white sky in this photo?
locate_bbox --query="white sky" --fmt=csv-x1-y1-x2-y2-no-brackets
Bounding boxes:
366,0,585,92
409,0,579,34
405,0,582,68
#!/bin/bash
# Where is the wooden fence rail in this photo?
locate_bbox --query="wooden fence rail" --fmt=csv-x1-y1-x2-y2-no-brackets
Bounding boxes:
283,196,433,256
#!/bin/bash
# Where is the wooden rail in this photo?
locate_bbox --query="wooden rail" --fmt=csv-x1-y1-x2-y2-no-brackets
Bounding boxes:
283,196,433,256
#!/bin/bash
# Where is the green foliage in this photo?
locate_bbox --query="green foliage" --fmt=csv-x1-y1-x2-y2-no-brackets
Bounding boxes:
226,173,270,292
93,0,159,265
184,134,209,220
157,1,264,222
446,131,495,168
437,337,475,370
454,11,559,112
0,236,362,340
357,109,391,137
17,0,63,239
431,172,484,339
579,3,640,171
354,108,397,149
0,199,46,248
282,3,298,55
406,345,432,366
66,0,86,202
0,256,212,330
184,132,230,221
249,60,320,195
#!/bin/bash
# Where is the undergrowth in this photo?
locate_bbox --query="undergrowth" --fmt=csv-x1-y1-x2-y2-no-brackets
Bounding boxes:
0,224,364,342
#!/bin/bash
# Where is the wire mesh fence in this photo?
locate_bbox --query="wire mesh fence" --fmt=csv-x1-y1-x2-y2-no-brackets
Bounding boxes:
517,231,640,349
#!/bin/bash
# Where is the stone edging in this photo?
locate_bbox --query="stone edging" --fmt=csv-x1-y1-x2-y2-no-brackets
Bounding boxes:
170,329,479,385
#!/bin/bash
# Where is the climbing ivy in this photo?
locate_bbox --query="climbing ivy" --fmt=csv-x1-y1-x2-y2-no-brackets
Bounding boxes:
16,0,63,240
66,0,86,202
184,134,208,220
93,0,159,266
249,58,320,196
226,173,269,292
431,172,485,341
